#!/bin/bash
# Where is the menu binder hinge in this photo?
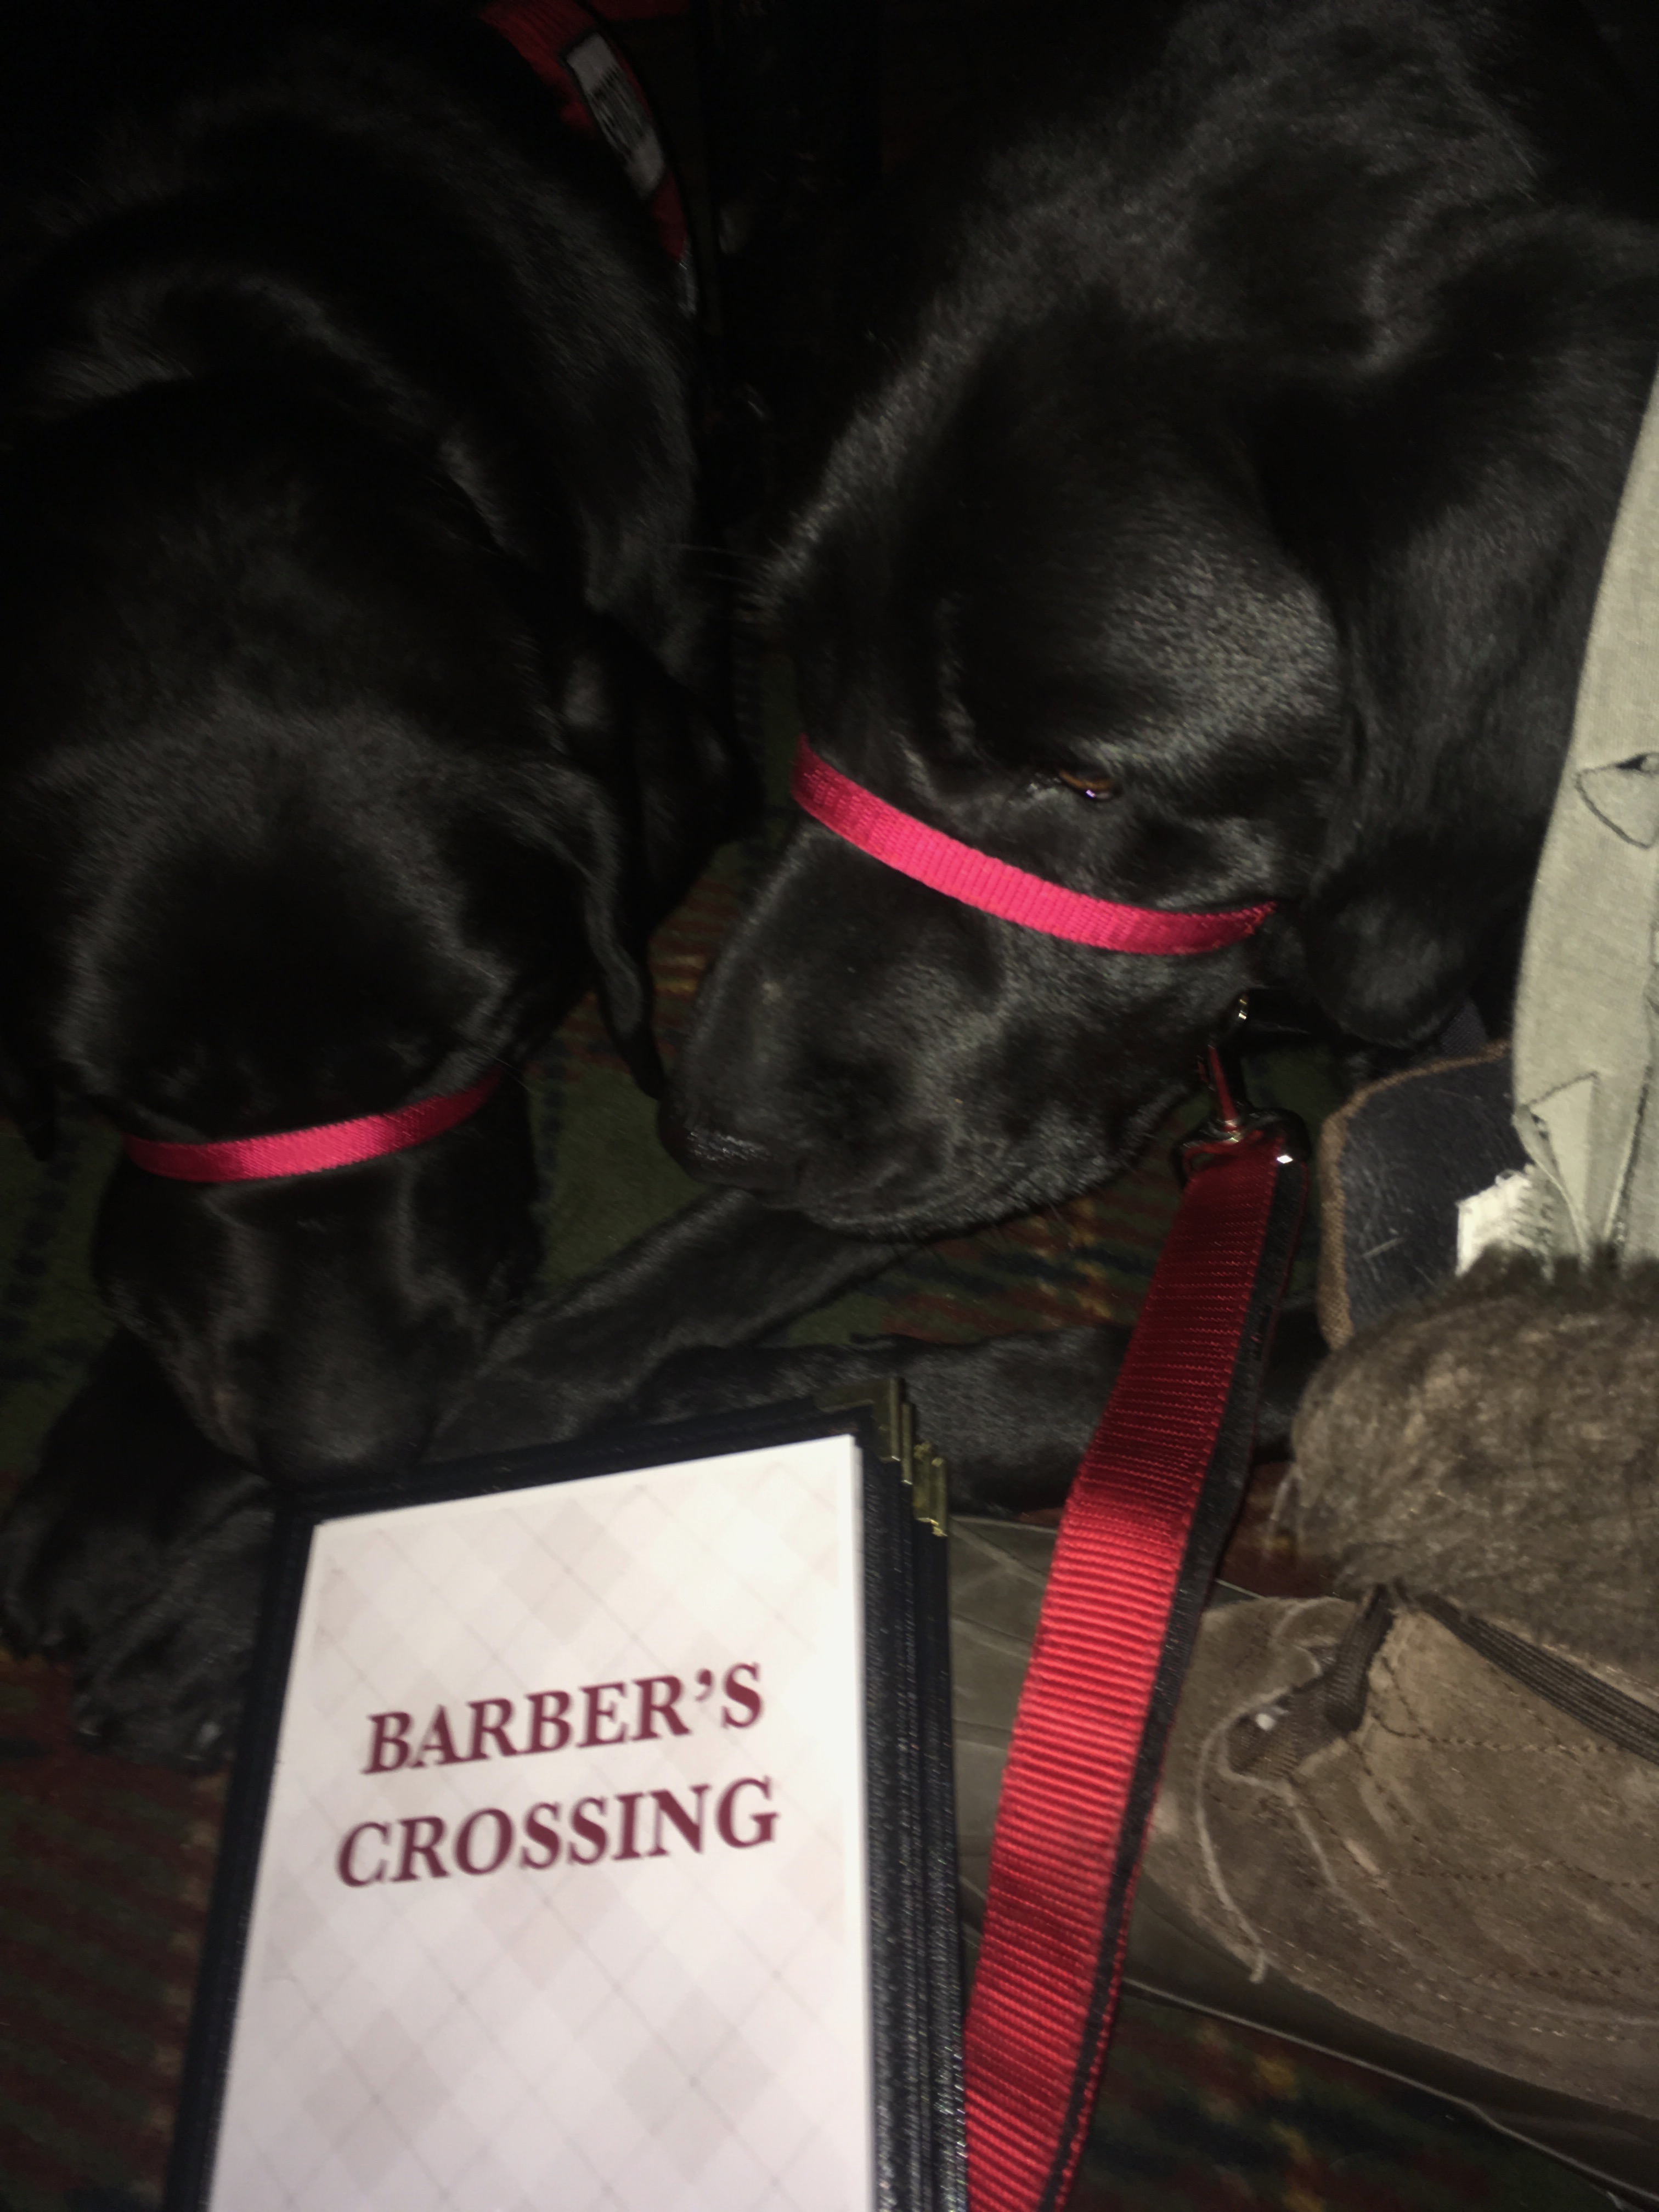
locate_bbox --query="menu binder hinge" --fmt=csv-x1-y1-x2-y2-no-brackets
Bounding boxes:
814,1378,949,1537
908,1439,949,1539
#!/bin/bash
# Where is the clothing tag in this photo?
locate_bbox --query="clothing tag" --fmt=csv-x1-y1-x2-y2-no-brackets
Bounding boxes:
1456,1167,1549,1272
563,30,668,199
482,0,696,310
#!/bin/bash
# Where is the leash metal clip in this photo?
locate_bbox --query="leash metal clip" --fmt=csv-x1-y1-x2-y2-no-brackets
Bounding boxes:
1177,995,1308,1184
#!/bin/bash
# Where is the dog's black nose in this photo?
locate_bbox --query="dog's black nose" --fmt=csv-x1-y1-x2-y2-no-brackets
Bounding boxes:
659,1110,803,1196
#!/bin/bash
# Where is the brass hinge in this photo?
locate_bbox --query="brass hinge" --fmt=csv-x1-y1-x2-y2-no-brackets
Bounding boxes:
814,1376,948,1538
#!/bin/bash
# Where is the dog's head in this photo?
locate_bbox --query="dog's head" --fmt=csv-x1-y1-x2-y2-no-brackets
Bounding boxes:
0,380,702,1477
671,358,1344,1235
668,8,1652,1238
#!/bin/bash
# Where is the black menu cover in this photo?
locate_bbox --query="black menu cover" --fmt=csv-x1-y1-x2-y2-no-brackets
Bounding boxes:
166,1384,966,2212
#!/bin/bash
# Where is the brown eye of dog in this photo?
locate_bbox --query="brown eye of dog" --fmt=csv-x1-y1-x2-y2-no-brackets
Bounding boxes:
1057,768,1118,801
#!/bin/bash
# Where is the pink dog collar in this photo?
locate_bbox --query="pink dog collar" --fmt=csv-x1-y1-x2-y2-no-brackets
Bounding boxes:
790,739,1277,955
121,1066,506,1183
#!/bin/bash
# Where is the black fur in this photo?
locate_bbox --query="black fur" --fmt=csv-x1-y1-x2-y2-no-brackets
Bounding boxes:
456,0,1659,1456
667,0,1659,1232
0,0,751,1753
0,0,745,1481
14,0,1659,1764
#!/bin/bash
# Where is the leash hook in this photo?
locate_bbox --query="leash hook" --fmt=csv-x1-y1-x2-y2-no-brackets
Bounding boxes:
1178,995,1307,1183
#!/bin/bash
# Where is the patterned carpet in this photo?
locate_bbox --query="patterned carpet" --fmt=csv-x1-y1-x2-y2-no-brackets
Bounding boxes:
0,723,1611,2211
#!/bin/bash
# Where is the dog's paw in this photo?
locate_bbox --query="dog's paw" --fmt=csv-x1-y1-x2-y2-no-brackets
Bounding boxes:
0,1468,99,1660
1,1330,277,1767
0,1331,257,1662
70,1492,274,1771
627,1325,1132,1516
0,1451,170,1662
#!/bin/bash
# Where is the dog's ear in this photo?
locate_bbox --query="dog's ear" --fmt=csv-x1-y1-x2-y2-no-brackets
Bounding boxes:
562,785,666,1100
1294,820,1538,1049
0,1031,57,1158
535,646,665,1099
1284,392,1626,1048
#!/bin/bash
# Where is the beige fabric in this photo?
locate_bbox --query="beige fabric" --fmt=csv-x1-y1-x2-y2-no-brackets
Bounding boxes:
1514,371,1659,1261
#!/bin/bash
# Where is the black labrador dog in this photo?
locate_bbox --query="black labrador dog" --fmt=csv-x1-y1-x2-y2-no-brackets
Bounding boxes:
667,0,1659,1220
13,0,1659,1764
460,0,1659,1432
0,0,747,1746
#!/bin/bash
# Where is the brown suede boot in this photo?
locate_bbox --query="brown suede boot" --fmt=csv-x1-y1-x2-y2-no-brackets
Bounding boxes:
951,1520,1659,2113
949,1256,1659,2172
949,1520,1659,2211
1139,1585,1659,2118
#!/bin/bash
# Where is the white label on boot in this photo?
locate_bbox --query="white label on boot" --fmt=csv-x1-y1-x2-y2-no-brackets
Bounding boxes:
1456,1166,1549,1271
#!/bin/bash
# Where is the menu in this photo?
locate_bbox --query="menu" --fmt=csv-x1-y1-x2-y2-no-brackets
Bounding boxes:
166,1393,964,2212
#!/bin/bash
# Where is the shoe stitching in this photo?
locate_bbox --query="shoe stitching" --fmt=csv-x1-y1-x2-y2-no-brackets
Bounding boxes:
1286,1789,1652,2013
1302,1855,1658,1888
1368,1631,1643,1760
1284,1722,1658,2011
1373,1643,1646,1852
1344,1646,1655,1866
1365,1713,1647,1757
1276,1631,1657,2007
1267,1928,1650,2044
1181,1617,1659,2038
1268,1742,1656,2030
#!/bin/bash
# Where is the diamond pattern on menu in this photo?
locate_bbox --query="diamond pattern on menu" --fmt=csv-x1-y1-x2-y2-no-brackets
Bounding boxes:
207,1436,872,2212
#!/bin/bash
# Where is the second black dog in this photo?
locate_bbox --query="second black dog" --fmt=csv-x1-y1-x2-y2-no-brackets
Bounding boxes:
0,0,746,1753
469,0,1659,1436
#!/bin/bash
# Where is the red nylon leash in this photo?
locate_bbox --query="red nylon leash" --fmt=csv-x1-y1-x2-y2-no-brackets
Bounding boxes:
964,1109,1306,2211
788,734,1305,2207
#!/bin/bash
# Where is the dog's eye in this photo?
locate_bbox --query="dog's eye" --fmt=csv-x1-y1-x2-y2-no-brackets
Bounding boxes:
1056,768,1118,801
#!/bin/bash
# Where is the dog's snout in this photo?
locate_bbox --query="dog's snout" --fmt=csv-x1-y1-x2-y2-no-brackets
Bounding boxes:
659,1109,804,1197
253,1369,443,1485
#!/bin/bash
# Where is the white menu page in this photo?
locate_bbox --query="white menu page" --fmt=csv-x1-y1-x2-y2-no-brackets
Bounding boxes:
207,1434,873,2212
